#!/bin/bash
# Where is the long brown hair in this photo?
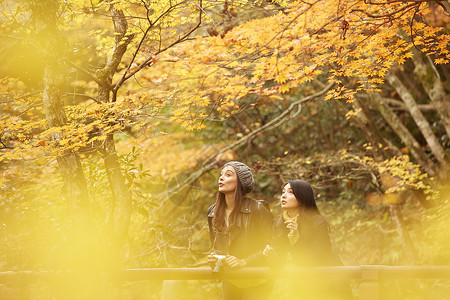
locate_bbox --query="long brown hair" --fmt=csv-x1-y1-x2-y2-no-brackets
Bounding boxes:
212,176,245,233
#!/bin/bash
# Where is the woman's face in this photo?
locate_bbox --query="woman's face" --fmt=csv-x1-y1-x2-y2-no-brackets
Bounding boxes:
280,183,300,210
218,166,238,194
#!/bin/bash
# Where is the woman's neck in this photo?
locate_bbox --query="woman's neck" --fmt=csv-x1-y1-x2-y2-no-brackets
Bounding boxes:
286,208,299,218
225,193,235,211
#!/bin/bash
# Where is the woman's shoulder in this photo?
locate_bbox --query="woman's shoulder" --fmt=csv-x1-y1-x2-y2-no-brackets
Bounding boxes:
246,199,272,219
244,197,270,210
311,214,328,227
308,214,330,237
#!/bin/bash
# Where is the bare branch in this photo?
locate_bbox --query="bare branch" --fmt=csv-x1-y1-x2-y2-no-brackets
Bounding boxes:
154,81,334,205
70,61,107,88
382,97,436,112
352,3,418,19
0,91,41,103
118,0,204,84
62,93,101,104
113,1,187,92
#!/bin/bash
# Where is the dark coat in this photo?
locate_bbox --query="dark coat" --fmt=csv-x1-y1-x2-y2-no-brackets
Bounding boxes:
271,213,341,266
207,198,273,266
271,213,352,299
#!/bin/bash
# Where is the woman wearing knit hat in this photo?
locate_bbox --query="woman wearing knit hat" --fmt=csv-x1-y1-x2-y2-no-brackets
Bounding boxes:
263,180,351,299
207,161,273,300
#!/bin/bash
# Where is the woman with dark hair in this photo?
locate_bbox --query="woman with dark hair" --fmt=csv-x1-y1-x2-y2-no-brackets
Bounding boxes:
263,180,351,299
207,161,273,300
264,179,334,266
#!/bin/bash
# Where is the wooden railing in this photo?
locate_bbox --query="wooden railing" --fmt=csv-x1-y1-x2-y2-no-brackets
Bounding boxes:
1,266,449,299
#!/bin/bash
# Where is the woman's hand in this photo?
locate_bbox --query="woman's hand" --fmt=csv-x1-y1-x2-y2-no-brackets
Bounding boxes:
285,219,300,245
207,252,218,269
225,255,247,269
263,244,278,264
284,219,298,232
263,244,275,257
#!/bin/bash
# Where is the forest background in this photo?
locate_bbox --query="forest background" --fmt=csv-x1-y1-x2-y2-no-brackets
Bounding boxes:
0,0,449,299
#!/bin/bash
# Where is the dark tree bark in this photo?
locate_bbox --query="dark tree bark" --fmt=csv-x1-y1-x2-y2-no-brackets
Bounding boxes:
103,134,132,241
32,0,89,210
96,4,134,244
351,97,398,161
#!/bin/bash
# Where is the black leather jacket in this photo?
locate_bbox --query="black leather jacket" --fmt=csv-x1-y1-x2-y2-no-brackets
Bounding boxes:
272,213,341,266
207,198,273,266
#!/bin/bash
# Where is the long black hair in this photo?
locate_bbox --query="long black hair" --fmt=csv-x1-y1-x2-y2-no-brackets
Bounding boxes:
288,179,320,215
284,180,324,240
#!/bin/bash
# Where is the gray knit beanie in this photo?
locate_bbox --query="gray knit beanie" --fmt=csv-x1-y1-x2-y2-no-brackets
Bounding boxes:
224,161,254,194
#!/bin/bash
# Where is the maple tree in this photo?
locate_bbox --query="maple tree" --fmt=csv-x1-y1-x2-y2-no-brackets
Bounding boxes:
0,1,229,296
155,0,449,199
184,2,446,113
143,0,449,277
0,0,226,243
0,2,449,298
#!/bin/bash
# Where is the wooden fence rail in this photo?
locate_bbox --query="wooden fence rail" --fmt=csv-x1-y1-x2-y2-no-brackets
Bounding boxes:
1,266,449,299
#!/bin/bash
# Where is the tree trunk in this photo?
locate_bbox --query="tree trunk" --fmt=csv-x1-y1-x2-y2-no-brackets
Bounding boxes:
387,73,447,168
96,4,134,243
372,94,437,176
412,51,450,138
33,0,89,209
389,206,418,263
103,134,132,241
351,97,397,161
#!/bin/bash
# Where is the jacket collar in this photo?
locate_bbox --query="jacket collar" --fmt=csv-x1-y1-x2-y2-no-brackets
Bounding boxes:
239,197,252,214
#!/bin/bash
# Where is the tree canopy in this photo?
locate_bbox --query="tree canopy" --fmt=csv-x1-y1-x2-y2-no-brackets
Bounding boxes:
1,0,449,298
